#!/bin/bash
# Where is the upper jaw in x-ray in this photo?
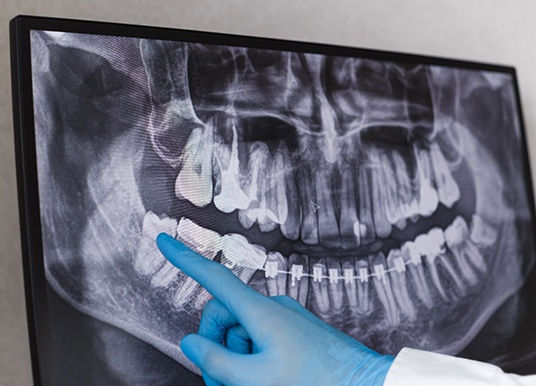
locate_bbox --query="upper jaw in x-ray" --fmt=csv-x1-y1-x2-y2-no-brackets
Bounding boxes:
32,32,534,373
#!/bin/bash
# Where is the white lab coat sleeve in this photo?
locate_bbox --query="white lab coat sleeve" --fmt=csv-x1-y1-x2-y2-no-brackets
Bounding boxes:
383,347,536,386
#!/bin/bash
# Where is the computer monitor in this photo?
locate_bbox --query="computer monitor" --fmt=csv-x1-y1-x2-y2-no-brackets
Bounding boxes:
11,15,536,385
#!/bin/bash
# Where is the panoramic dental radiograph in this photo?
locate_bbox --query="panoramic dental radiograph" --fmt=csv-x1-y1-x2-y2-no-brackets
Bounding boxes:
29,30,535,382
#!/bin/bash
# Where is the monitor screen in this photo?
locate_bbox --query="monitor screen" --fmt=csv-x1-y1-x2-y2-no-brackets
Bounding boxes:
11,16,536,384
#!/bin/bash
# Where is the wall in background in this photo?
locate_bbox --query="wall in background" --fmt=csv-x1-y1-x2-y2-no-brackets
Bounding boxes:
1,1,535,384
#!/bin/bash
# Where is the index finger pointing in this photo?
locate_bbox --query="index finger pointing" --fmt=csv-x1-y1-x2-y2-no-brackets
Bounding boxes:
156,233,271,328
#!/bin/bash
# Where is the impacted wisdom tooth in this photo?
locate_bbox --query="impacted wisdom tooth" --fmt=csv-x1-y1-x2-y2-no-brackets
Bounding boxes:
176,217,222,259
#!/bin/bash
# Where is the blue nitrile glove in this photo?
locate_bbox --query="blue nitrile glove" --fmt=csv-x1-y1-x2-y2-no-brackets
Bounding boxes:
156,233,394,386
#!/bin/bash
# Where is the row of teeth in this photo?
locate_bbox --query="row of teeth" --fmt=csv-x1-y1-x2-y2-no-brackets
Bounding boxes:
174,124,461,247
133,211,496,324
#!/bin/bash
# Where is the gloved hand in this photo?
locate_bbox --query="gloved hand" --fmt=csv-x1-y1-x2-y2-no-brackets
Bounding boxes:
156,233,394,386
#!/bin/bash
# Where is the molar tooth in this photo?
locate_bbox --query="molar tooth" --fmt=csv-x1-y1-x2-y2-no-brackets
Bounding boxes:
288,254,309,306
470,214,498,247
355,259,372,315
134,212,178,276
357,163,375,244
279,142,301,241
387,249,416,321
445,217,485,282
370,252,399,326
413,145,439,217
265,252,288,297
418,181,439,217
429,143,460,208
391,151,414,221
342,260,358,308
221,233,267,270
339,168,360,248
401,241,433,308
150,261,179,288
213,122,250,213
298,167,319,245
175,127,213,207
315,171,341,248
415,233,447,300
176,217,222,259
428,227,467,290
328,260,344,311
380,151,403,226
272,149,289,225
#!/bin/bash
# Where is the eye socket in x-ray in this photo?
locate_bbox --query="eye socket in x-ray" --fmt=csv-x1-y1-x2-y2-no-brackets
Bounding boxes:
13,16,536,384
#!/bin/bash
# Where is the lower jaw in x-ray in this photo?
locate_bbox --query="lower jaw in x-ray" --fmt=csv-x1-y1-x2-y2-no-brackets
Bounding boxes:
33,32,534,374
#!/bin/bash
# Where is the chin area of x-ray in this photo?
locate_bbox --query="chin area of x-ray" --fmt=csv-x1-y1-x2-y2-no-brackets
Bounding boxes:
30,30,535,377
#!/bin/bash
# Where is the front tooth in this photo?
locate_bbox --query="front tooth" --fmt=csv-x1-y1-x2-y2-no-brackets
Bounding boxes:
257,144,278,233
279,142,301,241
175,127,213,207
311,258,330,316
176,217,222,259
387,249,416,321
342,259,358,308
368,151,392,238
265,252,288,297
357,163,375,244
379,150,403,226
298,167,319,245
288,254,309,306
221,233,267,270
370,252,399,326
134,211,177,276
355,259,372,315
213,121,250,213
428,143,460,208
401,241,433,308
328,260,344,312
315,171,341,248
150,260,179,287
339,168,360,249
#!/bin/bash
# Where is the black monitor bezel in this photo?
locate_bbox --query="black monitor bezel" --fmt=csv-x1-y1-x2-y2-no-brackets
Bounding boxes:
10,14,536,384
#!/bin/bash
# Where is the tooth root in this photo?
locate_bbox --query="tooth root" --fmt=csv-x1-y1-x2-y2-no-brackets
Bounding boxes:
355,260,372,315
175,128,213,207
401,242,433,308
387,250,416,320
465,240,487,273
238,209,255,229
134,212,177,276
213,123,250,213
429,143,460,208
445,244,477,286
265,252,288,297
314,171,341,248
367,151,392,238
370,252,399,326
176,217,222,259
392,151,414,221
150,261,179,288
311,259,330,316
423,253,448,300
298,167,319,245
288,254,309,306
342,260,358,308
221,233,267,270
357,164,375,244
279,142,301,241
328,261,344,311
339,169,360,249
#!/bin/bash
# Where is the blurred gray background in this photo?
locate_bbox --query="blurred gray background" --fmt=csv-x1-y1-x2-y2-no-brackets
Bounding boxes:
2,1,536,385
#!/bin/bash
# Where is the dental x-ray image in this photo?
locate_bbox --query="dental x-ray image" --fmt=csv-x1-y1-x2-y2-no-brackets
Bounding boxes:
27,28,536,384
